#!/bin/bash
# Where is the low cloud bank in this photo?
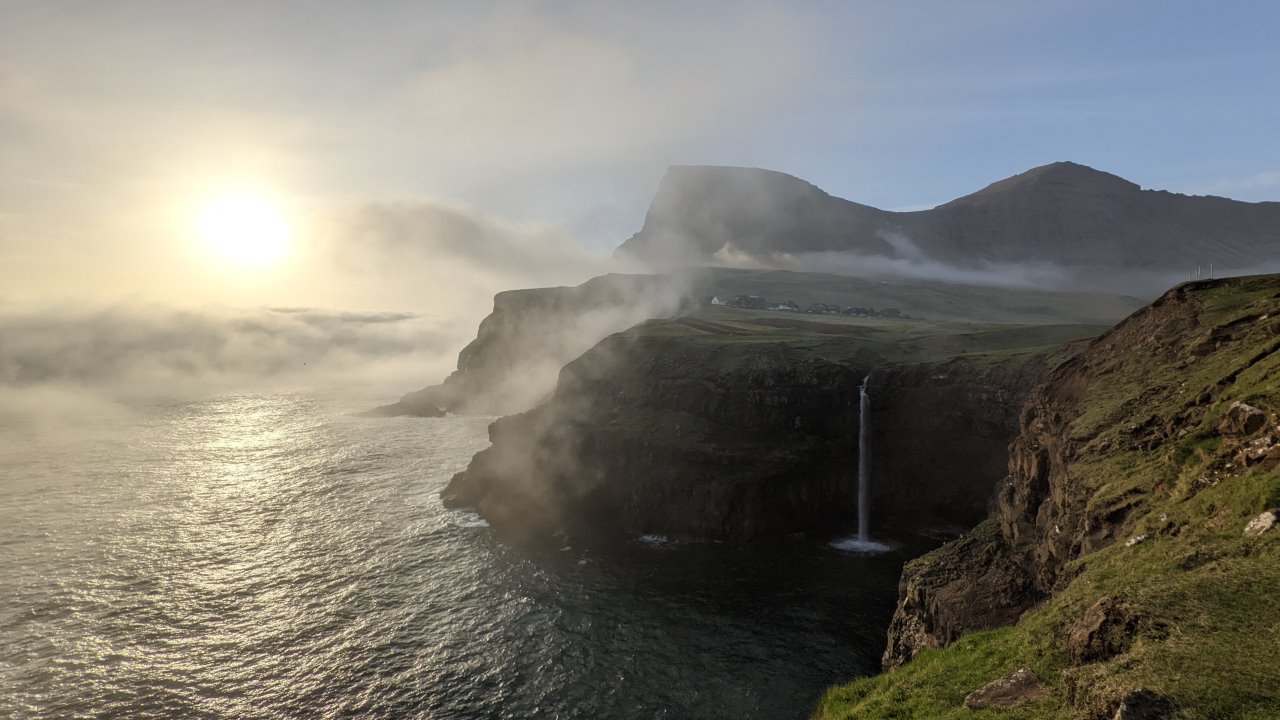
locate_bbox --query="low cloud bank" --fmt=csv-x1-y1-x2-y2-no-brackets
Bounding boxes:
0,302,463,400
703,230,1205,297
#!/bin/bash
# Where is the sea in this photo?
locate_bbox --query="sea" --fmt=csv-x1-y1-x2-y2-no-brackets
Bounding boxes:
0,387,907,719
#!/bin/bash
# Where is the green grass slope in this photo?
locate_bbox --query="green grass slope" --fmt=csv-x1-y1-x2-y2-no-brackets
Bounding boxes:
813,276,1280,719
628,303,1108,370
691,267,1147,326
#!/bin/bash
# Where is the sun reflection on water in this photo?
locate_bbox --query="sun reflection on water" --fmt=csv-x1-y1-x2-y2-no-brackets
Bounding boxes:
1,389,904,720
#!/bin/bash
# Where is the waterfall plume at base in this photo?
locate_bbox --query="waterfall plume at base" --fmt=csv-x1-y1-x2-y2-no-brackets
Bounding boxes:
831,375,890,553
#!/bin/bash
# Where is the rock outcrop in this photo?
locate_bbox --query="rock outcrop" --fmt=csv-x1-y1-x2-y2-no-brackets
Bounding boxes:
1219,401,1267,437
1243,509,1280,536
881,520,1032,668
1111,689,1175,720
881,275,1280,668
963,668,1046,710
1068,596,1137,664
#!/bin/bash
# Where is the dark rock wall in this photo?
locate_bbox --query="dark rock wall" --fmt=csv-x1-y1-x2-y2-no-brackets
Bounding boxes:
444,335,864,542
870,356,1057,530
444,334,1053,544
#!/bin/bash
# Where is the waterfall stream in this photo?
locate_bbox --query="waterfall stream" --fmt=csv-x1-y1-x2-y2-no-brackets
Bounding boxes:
857,375,871,543
832,375,890,553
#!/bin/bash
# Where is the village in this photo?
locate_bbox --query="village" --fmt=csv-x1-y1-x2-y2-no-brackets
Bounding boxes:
708,294,903,318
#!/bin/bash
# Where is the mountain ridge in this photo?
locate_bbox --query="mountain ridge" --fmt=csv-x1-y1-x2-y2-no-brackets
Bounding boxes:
617,162,1280,294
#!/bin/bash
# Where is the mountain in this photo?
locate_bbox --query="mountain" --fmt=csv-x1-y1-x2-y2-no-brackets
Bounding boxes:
616,162,1280,294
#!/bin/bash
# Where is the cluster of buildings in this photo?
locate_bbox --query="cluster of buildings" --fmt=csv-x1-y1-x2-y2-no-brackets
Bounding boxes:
709,295,902,318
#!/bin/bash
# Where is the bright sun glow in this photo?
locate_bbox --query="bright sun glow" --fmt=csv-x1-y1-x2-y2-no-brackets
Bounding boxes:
197,194,291,266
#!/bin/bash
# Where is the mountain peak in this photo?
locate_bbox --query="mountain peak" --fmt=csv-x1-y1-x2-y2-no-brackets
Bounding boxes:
953,161,1140,203
617,160,1280,293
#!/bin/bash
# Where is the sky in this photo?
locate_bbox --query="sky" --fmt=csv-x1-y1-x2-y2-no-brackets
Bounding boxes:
2,0,1278,317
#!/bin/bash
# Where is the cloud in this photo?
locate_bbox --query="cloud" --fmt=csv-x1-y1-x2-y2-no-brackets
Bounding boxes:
774,249,1072,290
386,3,809,175
705,231,1193,296
0,302,460,397
308,198,657,333
0,2,819,305
328,200,613,293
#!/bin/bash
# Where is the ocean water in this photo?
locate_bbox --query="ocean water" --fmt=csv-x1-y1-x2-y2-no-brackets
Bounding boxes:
0,388,905,719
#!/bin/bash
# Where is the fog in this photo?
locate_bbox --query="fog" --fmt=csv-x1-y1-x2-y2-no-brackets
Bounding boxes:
412,273,692,416
0,302,464,392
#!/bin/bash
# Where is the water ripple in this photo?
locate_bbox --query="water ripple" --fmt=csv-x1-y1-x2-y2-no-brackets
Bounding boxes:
0,389,904,719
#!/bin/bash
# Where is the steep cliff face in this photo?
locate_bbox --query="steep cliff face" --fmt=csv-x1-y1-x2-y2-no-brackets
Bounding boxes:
443,335,864,542
861,275,1280,719
442,327,1061,544
869,355,1069,529
372,273,687,417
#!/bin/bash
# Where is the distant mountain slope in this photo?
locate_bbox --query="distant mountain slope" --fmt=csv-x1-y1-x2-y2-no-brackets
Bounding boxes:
616,162,1280,293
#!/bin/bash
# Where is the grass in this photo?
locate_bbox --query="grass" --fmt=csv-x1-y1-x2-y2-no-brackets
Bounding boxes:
688,267,1146,326
812,276,1280,719
623,303,1111,372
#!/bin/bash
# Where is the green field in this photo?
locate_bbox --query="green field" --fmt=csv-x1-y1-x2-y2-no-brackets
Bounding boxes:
626,302,1110,369
685,267,1147,326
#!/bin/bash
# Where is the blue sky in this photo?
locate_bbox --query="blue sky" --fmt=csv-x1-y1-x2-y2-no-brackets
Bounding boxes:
766,1,1280,211
1,1,1277,308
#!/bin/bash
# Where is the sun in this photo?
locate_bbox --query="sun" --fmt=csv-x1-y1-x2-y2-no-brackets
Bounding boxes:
197,194,291,266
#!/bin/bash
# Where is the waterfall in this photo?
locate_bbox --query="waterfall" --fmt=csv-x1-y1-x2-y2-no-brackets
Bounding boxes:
831,374,890,553
857,375,871,543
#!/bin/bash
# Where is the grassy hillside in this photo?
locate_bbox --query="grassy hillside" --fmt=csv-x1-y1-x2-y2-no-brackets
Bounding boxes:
628,303,1109,369
690,268,1146,326
812,276,1280,719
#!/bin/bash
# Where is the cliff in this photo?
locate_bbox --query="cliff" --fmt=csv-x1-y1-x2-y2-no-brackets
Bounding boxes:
443,336,865,542
617,163,1280,293
869,357,1067,529
817,274,1280,719
441,311,1092,544
369,273,688,416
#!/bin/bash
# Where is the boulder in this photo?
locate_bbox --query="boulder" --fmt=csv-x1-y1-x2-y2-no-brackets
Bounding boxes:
1265,446,1280,471
1069,596,1136,664
1244,509,1280,536
1112,688,1174,719
963,668,1046,709
1239,435,1277,466
1218,402,1267,437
